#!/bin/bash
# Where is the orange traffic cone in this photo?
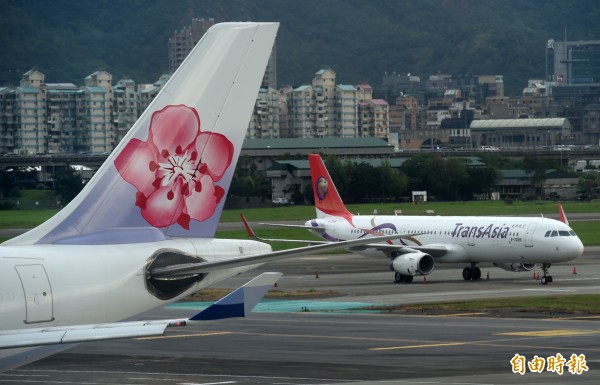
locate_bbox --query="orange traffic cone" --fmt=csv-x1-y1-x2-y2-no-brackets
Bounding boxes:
572,266,577,274
533,271,537,280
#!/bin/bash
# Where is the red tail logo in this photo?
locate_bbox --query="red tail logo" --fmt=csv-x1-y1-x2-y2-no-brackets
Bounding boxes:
309,154,352,218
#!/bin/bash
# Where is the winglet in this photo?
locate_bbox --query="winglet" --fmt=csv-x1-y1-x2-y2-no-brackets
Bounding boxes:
309,154,353,219
189,272,282,321
240,213,257,238
558,202,569,225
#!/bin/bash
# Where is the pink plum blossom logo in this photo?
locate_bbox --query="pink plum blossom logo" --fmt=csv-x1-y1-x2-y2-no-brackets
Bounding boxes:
114,104,233,229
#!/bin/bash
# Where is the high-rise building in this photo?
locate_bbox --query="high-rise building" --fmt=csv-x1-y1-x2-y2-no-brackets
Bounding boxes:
247,86,280,139
168,18,277,90
168,18,215,73
547,38,600,84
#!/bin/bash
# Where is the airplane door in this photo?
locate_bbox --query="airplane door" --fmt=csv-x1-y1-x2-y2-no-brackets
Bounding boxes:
525,223,537,247
15,265,54,324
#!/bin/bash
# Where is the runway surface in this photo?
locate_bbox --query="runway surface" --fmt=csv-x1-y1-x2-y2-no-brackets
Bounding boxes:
2,249,599,384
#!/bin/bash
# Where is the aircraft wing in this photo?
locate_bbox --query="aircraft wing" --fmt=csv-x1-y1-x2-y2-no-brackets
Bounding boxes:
0,272,281,350
348,243,451,258
150,233,409,279
240,214,326,244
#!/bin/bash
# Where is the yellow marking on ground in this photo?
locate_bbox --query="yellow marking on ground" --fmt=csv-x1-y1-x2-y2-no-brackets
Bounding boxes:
496,329,600,337
424,312,488,318
136,331,234,340
552,315,600,321
369,342,468,351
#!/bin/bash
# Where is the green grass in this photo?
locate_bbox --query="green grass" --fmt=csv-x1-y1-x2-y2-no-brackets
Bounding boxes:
373,294,600,315
221,200,600,221
2,200,600,245
0,210,58,229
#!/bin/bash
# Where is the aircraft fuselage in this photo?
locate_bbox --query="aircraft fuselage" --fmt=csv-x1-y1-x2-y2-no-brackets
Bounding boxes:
306,215,583,264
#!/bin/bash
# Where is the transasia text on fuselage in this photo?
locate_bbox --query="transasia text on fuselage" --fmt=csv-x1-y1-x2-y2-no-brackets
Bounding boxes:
451,223,510,239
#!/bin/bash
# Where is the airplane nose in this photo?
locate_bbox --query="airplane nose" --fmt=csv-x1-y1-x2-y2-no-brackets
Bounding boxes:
575,237,585,257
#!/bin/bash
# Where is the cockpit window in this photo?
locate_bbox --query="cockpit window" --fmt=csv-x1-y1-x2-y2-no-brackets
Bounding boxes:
551,230,558,237
544,231,551,237
559,230,570,236
569,230,577,236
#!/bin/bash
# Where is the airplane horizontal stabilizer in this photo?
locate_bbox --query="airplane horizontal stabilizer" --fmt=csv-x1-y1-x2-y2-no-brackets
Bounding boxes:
0,272,281,350
189,272,282,321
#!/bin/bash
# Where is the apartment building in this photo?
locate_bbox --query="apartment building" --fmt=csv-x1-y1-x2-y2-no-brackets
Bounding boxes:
247,86,280,139
0,70,172,155
284,69,389,140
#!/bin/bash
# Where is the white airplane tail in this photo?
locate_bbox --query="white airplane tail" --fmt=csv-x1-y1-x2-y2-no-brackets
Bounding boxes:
6,22,278,246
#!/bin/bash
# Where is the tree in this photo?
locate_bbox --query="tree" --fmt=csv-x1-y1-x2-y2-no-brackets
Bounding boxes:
462,167,500,200
53,166,84,204
401,154,468,201
229,155,271,199
521,156,548,199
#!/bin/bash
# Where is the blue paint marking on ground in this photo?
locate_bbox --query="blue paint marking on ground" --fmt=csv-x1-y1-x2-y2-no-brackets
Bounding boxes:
169,299,381,314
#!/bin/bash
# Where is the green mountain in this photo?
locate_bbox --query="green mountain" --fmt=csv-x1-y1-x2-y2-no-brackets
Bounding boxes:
1,0,599,96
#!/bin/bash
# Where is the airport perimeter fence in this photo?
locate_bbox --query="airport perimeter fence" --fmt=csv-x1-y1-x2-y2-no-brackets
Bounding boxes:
0,199,63,210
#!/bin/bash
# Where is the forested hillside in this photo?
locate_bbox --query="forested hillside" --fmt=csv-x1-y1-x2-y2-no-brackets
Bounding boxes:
2,0,600,95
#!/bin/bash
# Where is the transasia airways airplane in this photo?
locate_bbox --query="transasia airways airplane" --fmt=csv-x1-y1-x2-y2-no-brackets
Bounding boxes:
0,23,404,372
248,154,584,285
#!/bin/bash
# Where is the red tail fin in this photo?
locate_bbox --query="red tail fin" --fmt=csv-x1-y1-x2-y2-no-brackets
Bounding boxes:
558,202,569,226
309,154,352,218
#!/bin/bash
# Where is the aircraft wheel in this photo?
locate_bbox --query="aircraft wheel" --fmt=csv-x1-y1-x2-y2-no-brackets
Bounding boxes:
394,272,402,283
547,275,553,283
473,267,482,280
541,275,548,285
404,275,414,283
462,267,472,281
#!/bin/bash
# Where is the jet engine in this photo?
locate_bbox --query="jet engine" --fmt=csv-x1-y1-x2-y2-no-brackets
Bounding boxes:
390,252,435,276
493,262,536,272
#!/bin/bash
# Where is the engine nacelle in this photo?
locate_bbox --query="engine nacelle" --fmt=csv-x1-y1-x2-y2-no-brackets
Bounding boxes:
390,252,435,276
493,262,536,272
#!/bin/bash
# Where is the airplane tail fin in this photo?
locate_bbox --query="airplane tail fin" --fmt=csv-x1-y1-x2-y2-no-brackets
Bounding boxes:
309,154,352,219
558,202,569,226
189,272,282,321
6,23,278,245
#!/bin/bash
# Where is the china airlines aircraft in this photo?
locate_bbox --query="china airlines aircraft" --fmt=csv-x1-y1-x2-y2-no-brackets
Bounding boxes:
248,154,584,285
0,23,404,372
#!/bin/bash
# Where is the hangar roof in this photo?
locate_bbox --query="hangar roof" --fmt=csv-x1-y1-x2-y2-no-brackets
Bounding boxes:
470,118,570,130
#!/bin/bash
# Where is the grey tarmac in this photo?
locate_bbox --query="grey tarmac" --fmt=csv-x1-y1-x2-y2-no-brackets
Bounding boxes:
1,247,598,385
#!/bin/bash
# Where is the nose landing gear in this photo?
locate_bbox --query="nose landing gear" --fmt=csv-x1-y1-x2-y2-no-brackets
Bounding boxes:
540,263,553,285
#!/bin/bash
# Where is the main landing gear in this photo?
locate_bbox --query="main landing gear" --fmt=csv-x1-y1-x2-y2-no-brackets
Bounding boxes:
540,263,553,285
394,272,414,283
462,264,481,281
